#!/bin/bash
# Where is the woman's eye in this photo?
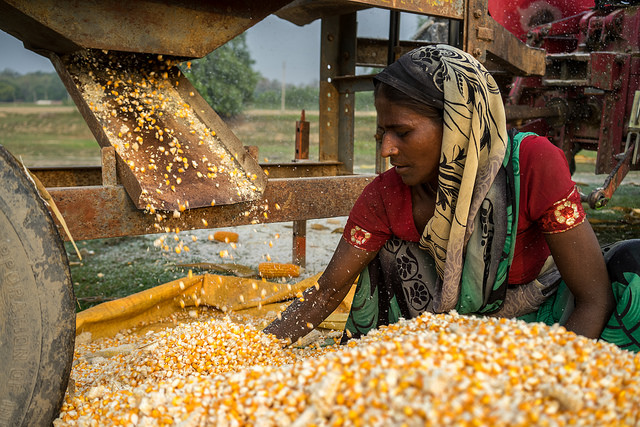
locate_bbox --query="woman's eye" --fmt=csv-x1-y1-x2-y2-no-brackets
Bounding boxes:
396,130,408,138
374,130,384,142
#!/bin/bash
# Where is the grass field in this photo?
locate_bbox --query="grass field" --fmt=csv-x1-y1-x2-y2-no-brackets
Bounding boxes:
0,104,378,169
1,103,638,310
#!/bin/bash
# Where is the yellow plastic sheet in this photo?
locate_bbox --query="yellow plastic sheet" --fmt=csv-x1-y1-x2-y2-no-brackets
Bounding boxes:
76,272,355,341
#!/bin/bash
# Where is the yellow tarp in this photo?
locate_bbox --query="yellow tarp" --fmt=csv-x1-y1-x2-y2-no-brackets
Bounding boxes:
76,272,355,341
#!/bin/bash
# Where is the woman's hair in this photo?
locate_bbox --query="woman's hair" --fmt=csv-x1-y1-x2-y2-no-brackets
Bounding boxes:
374,82,443,122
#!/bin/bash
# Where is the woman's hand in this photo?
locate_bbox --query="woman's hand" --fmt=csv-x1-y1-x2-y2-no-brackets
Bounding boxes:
262,239,378,344
544,221,615,339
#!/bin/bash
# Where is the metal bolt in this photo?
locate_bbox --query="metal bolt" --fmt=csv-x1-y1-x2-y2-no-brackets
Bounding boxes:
327,34,335,42
472,48,482,57
474,9,482,19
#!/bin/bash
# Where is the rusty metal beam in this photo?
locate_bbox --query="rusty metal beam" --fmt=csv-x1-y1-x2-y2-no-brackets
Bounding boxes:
484,19,546,76
356,37,429,68
276,0,465,26
504,105,563,123
464,0,545,77
0,0,292,57
262,162,345,178
346,0,464,19
29,166,102,187
320,17,341,164
333,75,375,93
31,162,347,187
48,175,374,241
319,13,357,174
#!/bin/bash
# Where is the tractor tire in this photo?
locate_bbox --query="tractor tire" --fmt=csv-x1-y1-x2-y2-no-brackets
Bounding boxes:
0,145,75,427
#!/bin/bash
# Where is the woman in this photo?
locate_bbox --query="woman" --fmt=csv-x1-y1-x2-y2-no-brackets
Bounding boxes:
264,45,640,352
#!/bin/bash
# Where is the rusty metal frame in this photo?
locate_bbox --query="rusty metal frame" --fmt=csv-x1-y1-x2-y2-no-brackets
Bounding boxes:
13,0,549,257
319,13,358,174
48,176,373,241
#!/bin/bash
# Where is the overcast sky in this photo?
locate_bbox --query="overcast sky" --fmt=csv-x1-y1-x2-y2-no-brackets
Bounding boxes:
0,9,421,86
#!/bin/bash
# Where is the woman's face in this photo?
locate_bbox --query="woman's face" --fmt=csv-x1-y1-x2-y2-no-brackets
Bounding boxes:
375,95,443,187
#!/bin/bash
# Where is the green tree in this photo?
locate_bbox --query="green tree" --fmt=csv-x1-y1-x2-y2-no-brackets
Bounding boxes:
252,78,320,111
0,81,17,102
0,69,68,102
182,33,259,118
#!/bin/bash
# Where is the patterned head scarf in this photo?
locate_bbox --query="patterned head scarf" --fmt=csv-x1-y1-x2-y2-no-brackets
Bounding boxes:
375,45,508,311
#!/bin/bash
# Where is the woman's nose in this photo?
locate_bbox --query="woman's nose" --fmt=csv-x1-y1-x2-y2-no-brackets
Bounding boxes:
380,134,398,158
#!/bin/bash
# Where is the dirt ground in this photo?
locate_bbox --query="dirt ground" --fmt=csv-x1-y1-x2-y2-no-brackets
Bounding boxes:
148,216,348,280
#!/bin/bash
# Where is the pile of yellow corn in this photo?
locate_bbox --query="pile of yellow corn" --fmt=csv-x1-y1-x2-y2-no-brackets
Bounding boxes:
55,310,639,426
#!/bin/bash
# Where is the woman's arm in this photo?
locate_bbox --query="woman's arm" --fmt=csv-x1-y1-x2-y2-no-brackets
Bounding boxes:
544,221,615,339
263,238,378,344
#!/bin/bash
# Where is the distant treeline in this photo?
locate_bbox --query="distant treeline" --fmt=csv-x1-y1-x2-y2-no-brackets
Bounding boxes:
1,64,375,116
0,69,69,102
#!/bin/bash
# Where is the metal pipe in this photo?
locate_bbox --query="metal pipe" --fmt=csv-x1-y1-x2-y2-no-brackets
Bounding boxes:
504,105,563,122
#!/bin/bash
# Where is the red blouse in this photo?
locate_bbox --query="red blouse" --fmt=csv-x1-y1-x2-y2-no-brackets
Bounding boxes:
343,135,586,285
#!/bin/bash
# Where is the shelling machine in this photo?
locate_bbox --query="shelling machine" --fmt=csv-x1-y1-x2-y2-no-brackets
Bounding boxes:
492,0,640,208
0,0,637,425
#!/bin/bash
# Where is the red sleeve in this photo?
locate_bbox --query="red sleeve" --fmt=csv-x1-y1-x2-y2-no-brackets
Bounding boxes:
518,135,578,223
510,135,585,284
342,169,419,251
538,186,586,233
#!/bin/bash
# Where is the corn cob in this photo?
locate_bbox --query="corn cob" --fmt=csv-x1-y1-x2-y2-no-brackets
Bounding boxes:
259,262,301,278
